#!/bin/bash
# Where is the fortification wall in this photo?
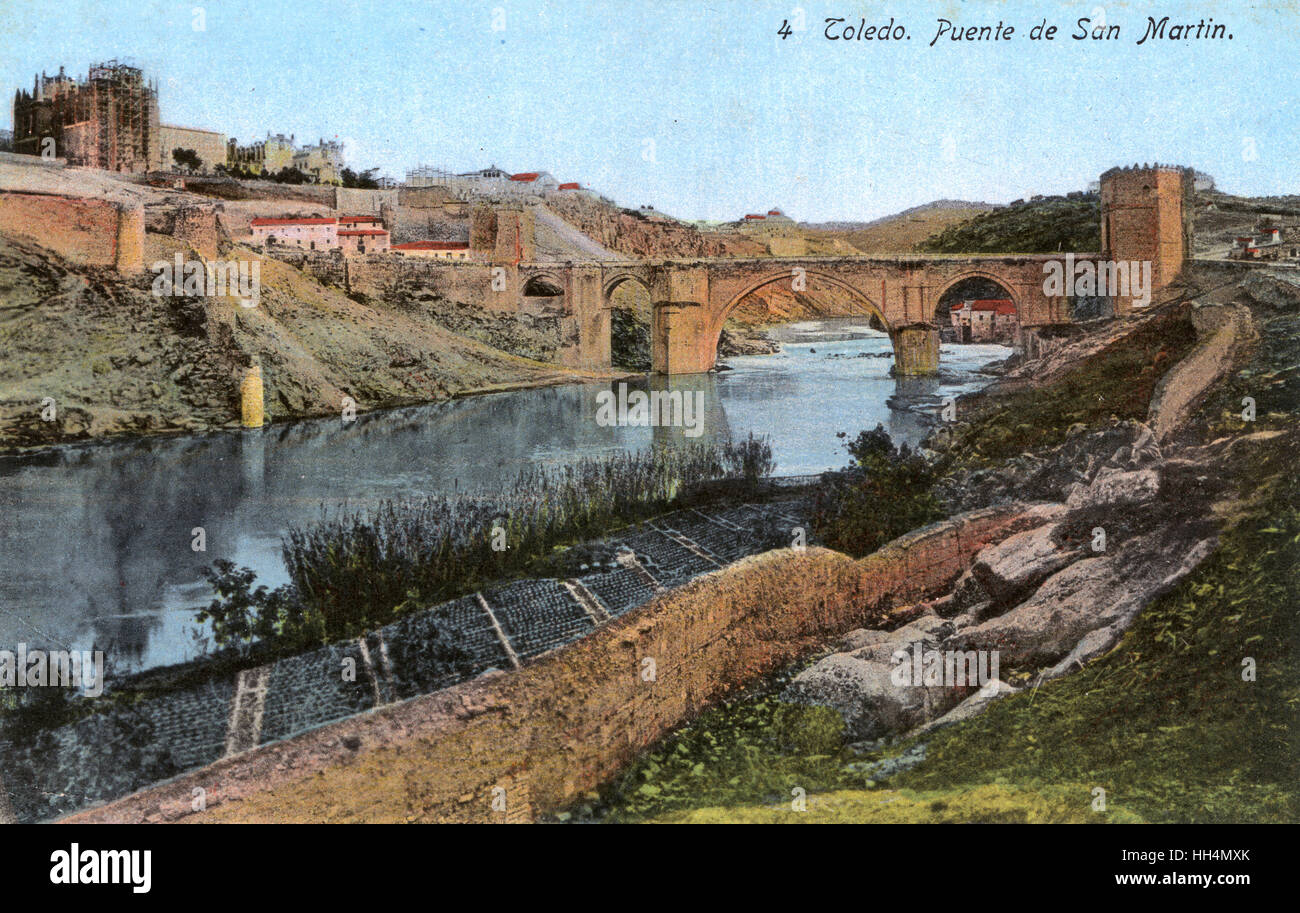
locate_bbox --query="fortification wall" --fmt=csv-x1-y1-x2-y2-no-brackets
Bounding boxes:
60,503,1042,824
0,191,144,272
333,187,398,213
146,204,221,259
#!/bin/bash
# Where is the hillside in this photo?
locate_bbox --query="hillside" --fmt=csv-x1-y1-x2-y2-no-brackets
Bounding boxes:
0,233,590,451
917,193,1101,254
805,200,994,254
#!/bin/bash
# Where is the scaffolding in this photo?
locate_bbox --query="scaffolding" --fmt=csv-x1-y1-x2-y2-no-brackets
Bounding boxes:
12,60,160,171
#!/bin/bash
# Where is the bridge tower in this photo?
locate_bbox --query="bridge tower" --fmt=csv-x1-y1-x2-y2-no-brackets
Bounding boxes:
1099,164,1193,313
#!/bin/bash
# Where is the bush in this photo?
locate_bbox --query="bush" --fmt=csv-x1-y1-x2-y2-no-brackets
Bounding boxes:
197,560,319,648
811,425,945,557
200,438,774,649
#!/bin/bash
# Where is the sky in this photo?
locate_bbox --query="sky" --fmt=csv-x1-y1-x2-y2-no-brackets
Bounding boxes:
2,0,1296,222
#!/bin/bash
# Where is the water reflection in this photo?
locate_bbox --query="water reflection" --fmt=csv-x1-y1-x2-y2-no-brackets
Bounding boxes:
0,319,1008,671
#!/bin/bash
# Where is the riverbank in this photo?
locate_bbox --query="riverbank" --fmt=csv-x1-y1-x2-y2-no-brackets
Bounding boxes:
0,233,627,456
585,264,1300,823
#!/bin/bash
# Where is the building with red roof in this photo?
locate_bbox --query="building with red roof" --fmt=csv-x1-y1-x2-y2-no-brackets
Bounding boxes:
249,216,339,251
507,171,559,193
392,240,474,261
949,298,1018,342
248,215,388,254
337,227,390,254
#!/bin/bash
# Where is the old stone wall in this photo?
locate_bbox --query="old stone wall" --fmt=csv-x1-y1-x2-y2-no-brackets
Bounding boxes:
333,187,398,214
58,503,1041,824
0,191,144,272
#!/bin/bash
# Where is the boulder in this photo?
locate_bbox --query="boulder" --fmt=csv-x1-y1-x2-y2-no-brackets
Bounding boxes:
781,653,963,741
1065,466,1160,510
970,522,1081,608
945,534,1216,671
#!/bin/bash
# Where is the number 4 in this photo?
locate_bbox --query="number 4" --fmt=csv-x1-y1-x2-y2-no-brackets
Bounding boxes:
777,20,793,39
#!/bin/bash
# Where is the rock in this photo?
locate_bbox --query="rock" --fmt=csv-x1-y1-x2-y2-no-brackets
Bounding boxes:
784,608,973,740
1065,466,1160,510
943,570,988,616
1041,624,1126,681
970,522,1081,608
911,679,1019,736
945,533,1217,671
781,655,945,740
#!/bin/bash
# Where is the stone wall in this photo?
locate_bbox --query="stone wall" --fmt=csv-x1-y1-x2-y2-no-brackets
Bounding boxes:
0,191,144,272
333,187,398,214
59,503,1042,824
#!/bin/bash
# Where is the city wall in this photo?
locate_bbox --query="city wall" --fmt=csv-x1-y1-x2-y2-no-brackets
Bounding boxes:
62,503,1041,824
0,191,144,272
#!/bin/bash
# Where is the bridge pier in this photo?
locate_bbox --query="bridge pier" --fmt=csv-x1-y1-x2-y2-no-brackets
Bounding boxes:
890,325,940,376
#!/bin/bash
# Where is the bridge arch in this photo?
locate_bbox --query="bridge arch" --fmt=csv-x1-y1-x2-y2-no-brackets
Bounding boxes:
713,270,891,335
604,272,653,371
706,269,892,369
522,271,567,298
601,270,651,301
932,269,1025,320
932,270,1024,347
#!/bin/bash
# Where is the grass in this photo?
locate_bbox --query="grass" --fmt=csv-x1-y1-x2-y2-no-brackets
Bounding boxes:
649,784,1144,823
939,305,1198,465
281,436,775,639
917,193,1101,254
890,461,1299,823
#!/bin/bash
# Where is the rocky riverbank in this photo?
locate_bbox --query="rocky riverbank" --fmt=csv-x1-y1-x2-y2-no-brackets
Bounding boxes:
592,263,1299,823
0,233,608,455
781,419,1220,742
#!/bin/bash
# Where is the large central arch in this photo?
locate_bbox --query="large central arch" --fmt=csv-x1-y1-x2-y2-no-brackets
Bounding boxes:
704,269,893,369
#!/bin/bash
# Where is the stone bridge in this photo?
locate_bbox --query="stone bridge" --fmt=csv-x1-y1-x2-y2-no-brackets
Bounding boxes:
464,164,1191,376
498,164,1191,376
518,254,1098,375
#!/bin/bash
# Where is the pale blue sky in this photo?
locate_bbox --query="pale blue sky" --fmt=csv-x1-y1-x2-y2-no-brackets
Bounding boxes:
2,0,1294,221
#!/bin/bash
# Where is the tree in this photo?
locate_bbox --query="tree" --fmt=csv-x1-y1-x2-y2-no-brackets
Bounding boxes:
270,165,308,185
171,147,203,173
341,167,381,189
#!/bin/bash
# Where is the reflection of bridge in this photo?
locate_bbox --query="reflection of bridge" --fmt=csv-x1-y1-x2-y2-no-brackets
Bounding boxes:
490,164,1192,375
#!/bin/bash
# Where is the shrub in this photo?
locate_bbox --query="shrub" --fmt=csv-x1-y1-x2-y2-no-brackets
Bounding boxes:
811,425,945,557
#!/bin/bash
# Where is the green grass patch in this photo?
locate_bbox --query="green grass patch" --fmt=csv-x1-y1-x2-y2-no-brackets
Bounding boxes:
917,194,1100,254
649,784,1144,824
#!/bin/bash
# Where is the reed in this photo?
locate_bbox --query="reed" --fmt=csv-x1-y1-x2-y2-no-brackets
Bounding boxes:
278,435,773,639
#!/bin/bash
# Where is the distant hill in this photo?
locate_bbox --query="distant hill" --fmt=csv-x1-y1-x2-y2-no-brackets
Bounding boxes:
802,200,994,254
917,193,1100,254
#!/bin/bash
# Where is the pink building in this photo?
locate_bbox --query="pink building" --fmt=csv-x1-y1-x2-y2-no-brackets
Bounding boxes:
950,299,1018,343
338,228,390,254
249,215,390,255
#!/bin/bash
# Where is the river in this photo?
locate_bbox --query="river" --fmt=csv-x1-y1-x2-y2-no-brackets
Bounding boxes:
0,319,1009,672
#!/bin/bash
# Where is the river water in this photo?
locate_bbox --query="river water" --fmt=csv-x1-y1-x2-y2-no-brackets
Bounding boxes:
0,319,1009,672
